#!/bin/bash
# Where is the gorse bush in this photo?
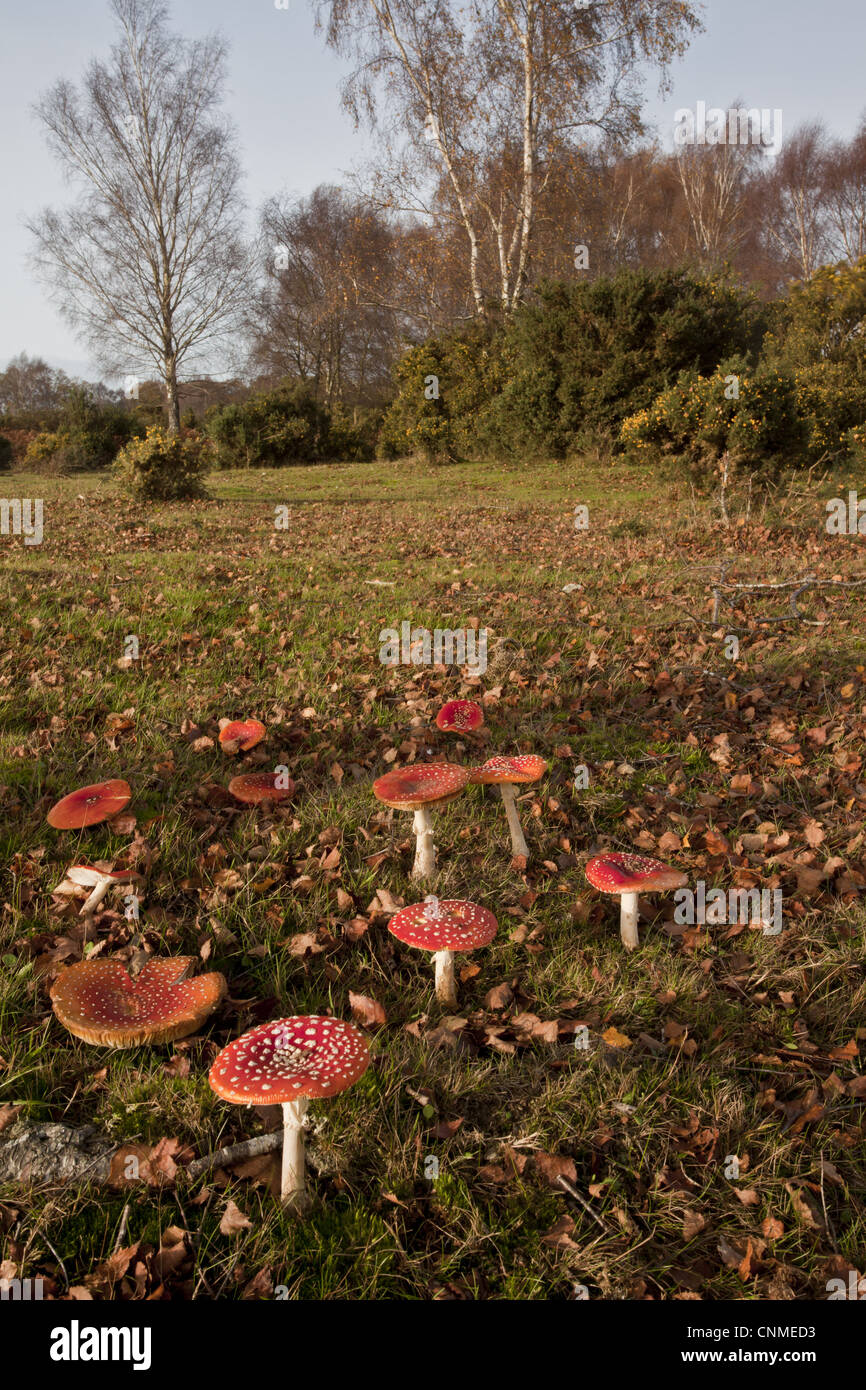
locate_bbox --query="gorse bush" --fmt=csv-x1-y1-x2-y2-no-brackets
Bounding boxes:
793,361,866,460
491,271,767,460
21,385,142,473
0,435,13,471
378,324,507,463
112,426,211,500
620,362,806,485
207,384,348,467
379,269,766,463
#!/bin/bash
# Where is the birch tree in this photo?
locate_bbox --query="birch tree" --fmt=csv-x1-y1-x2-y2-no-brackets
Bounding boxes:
29,0,251,432
316,0,700,314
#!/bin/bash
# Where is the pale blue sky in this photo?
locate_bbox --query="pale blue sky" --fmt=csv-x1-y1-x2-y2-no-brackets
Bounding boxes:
1,0,864,376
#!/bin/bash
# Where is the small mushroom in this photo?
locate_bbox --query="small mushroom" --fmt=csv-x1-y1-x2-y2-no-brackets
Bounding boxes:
435,700,484,735
49,957,226,1047
469,755,546,861
585,851,688,951
219,719,266,754
228,771,295,805
373,763,469,880
46,780,132,830
388,896,498,1009
62,863,142,921
208,1015,370,1210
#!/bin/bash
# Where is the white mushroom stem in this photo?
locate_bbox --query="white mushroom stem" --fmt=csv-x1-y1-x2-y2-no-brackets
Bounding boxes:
280,1097,309,1208
80,876,112,919
499,784,529,859
433,950,457,1008
619,892,640,951
411,806,436,879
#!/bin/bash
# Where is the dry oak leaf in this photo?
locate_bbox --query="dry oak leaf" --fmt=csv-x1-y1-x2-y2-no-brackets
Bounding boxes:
601,1026,632,1049
349,992,387,1028
533,1151,577,1186
682,1209,706,1240
219,1199,254,1235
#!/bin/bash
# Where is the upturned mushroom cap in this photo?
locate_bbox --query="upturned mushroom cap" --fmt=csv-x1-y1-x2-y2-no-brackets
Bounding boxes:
208,1016,370,1104
468,755,546,786
219,719,266,752
373,763,469,811
50,957,226,1047
66,863,140,888
46,780,132,830
435,700,484,733
585,852,688,895
389,898,498,953
228,772,295,804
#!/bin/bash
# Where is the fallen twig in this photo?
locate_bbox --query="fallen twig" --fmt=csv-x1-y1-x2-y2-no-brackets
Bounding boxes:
186,1131,283,1181
556,1175,609,1233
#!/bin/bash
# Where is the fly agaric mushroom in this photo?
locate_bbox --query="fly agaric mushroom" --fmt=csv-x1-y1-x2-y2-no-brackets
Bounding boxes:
50,957,226,1047
228,771,295,805
372,763,469,879
469,755,546,861
46,780,132,830
389,896,497,1009
208,1016,370,1210
585,851,688,952
61,864,142,920
435,700,484,735
219,719,266,754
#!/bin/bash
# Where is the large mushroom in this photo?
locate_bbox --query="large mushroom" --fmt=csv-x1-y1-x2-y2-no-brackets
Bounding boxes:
435,700,484,736
50,957,226,1047
389,896,498,1009
585,851,688,952
469,755,546,861
208,1016,370,1210
60,864,142,922
219,719,266,754
373,763,469,880
46,780,132,831
228,771,295,805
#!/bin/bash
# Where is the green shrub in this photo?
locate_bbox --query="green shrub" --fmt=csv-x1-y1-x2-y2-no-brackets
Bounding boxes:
793,361,866,460
620,361,806,485
56,385,142,471
379,270,765,463
21,387,142,473
112,426,211,500
490,270,767,459
207,384,330,467
0,435,13,471
378,324,508,463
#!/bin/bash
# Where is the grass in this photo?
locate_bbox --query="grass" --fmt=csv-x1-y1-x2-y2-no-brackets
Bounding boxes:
0,455,865,1301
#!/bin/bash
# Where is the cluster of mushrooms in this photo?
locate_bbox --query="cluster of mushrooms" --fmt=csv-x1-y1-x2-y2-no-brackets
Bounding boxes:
36,700,690,1211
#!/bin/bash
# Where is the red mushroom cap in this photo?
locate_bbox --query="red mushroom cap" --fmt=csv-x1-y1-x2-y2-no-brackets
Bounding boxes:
388,898,498,953
228,772,295,804
50,957,226,1047
46,780,132,830
373,763,469,810
435,700,484,733
208,1016,370,1104
468,755,546,786
219,719,266,752
585,852,688,895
